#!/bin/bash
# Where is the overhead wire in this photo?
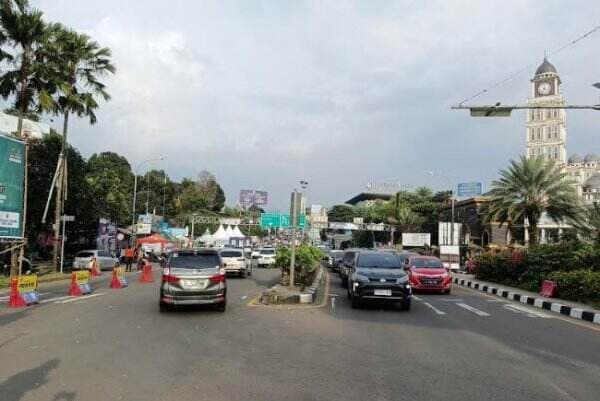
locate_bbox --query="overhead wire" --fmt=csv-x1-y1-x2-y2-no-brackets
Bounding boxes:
457,23,600,106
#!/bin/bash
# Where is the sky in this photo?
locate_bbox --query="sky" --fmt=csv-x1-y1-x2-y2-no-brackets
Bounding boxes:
31,0,600,210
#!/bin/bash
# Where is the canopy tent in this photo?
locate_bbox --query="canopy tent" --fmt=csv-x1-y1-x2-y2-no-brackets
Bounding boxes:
212,224,229,247
136,233,174,254
225,225,234,239
231,226,245,238
136,233,169,245
199,228,213,242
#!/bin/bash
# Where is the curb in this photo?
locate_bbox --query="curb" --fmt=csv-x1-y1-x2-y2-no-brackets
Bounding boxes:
453,277,600,325
302,268,324,303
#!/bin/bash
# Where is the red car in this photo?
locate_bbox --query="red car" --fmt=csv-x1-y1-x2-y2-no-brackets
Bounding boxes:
406,256,452,294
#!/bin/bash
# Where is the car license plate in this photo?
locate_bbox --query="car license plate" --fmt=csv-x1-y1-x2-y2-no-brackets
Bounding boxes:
374,289,392,296
182,279,206,289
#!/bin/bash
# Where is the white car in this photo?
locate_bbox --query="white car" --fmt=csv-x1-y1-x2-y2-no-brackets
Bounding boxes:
219,248,250,277
73,250,120,271
257,248,276,268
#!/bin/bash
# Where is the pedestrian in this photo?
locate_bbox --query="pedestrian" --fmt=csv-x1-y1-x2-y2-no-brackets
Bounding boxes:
136,246,144,271
124,246,134,272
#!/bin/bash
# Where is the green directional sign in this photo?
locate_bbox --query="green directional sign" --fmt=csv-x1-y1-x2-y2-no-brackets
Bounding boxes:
260,213,280,228
0,135,25,238
260,213,306,229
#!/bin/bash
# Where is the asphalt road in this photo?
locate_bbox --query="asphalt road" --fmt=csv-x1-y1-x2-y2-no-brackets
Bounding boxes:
1,268,599,401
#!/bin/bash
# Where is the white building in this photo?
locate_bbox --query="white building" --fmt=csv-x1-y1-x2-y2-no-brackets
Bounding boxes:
525,58,600,205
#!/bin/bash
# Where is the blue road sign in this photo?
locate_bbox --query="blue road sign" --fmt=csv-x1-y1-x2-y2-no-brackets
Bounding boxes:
457,182,482,198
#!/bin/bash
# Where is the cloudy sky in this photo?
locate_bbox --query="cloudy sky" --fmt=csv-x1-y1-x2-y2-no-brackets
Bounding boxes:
34,0,600,210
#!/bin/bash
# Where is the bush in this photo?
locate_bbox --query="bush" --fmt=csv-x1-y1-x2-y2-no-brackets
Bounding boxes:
547,270,600,307
276,245,324,287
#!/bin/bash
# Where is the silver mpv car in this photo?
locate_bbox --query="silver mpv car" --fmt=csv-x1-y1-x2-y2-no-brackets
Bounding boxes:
159,249,226,312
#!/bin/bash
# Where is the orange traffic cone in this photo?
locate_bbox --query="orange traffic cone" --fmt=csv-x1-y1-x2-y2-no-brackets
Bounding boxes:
8,276,26,308
90,259,102,277
110,268,123,289
68,272,82,296
139,262,154,283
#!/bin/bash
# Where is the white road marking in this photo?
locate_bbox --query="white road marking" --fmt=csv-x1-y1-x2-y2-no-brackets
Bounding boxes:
423,302,447,315
39,295,73,304
328,293,340,297
486,299,505,303
55,293,105,304
0,292,49,302
504,304,549,318
331,297,335,311
456,303,491,316
412,295,422,301
439,298,463,302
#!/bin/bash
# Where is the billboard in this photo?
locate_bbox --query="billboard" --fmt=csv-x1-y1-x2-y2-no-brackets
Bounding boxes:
0,135,25,238
457,182,482,198
402,233,431,247
438,222,462,246
239,189,268,207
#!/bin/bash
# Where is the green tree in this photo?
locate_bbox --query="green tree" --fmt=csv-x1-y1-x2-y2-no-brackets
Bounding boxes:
0,0,54,137
487,156,583,246
86,152,133,225
327,205,356,222
197,171,225,212
580,203,600,246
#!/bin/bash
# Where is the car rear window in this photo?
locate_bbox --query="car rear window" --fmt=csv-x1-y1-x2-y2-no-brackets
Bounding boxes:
357,253,402,268
412,259,444,268
260,249,275,255
169,253,220,269
221,251,243,258
76,252,94,258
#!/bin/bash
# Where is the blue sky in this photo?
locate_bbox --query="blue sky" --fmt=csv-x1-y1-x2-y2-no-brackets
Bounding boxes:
34,0,600,210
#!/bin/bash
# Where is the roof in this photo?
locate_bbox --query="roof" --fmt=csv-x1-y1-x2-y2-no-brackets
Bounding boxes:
568,154,583,164
584,153,599,163
535,57,557,76
584,173,600,189
440,196,490,210
345,192,392,205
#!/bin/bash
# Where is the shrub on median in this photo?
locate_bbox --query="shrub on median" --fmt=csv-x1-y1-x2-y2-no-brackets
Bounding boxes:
547,270,600,307
275,245,324,287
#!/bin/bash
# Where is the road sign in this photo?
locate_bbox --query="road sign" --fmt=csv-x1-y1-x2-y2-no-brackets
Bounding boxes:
457,182,482,198
260,213,280,228
61,215,75,222
402,233,431,247
0,135,25,238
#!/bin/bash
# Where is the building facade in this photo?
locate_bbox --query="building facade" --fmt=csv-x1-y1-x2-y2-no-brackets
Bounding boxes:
525,58,600,204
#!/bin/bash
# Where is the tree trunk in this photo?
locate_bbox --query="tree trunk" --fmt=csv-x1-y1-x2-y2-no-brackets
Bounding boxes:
528,223,538,246
52,112,70,271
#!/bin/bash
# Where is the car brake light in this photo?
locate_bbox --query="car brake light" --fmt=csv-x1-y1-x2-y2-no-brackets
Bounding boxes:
210,268,226,284
162,274,180,283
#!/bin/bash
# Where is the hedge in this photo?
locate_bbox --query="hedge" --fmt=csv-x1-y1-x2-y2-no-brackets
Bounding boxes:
547,270,600,307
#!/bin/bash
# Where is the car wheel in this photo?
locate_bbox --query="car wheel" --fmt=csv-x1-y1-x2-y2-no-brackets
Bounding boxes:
400,299,411,311
341,277,348,288
215,301,226,312
159,302,170,313
240,270,247,278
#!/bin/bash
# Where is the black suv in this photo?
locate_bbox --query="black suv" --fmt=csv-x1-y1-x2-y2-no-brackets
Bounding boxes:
339,248,361,288
346,250,411,310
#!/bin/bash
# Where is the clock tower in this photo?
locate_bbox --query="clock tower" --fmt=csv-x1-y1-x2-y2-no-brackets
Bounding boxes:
526,57,567,164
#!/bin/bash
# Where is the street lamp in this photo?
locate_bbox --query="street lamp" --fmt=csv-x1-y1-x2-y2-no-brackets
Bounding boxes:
289,179,308,288
131,157,164,242
426,171,455,246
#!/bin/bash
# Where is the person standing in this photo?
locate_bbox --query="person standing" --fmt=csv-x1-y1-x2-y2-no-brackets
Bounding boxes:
124,246,134,272
136,246,144,271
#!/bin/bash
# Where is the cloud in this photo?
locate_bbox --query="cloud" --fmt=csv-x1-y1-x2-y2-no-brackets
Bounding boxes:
32,0,600,209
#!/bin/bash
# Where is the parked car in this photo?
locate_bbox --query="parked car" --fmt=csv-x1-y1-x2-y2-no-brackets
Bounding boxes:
160,249,226,312
256,248,276,268
405,255,452,294
347,250,411,310
329,250,344,273
73,250,120,271
339,248,361,288
219,248,250,277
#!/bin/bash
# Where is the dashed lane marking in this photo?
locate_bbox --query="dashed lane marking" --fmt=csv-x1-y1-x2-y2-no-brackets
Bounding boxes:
412,295,422,301
456,303,491,317
423,302,447,315
0,292,49,302
39,295,73,304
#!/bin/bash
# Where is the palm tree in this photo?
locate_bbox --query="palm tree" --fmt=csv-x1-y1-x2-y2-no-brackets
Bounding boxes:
486,156,583,246
580,203,600,246
0,0,54,137
45,25,115,269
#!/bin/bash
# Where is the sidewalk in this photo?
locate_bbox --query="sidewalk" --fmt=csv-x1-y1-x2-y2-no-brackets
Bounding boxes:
453,273,600,325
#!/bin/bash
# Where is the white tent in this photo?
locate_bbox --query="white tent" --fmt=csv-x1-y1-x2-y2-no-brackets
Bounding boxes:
231,226,245,238
225,225,234,239
212,225,229,247
199,228,213,243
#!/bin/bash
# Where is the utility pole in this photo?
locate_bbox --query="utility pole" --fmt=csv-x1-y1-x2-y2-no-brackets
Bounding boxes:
289,190,298,288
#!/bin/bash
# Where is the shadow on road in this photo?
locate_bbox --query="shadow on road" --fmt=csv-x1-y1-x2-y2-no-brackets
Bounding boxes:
0,358,61,401
0,308,29,328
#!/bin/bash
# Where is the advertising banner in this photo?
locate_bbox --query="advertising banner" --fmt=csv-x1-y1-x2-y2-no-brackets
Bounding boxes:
239,189,269,207
135,223,152,234
0,135,25,238
75,270,92,294
17,275,39,304
402,233,431,247
457,182,482,198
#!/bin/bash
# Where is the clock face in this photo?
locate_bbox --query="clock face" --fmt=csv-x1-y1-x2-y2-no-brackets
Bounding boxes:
537,82,552,95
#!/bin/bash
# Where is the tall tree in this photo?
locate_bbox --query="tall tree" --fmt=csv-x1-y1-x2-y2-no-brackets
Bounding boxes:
486,156,583,245
327,205,356,222
45,25,114,269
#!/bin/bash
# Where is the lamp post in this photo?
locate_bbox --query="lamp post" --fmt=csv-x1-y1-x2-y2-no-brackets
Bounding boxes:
131,157,164,244
289,180,309,288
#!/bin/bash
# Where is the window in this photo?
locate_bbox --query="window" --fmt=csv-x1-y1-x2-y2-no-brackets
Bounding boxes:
357,253,403,268
220,250,243,258
554,147,559,160
546,110,552,119
536,128,541,140
546,127,551,139
168,252,220,269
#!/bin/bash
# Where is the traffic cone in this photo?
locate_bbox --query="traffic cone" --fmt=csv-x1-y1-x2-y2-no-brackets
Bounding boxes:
110,268,123,289
91,260,102,277
139,262,154,283
68,272,83,296
8,277,26,308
